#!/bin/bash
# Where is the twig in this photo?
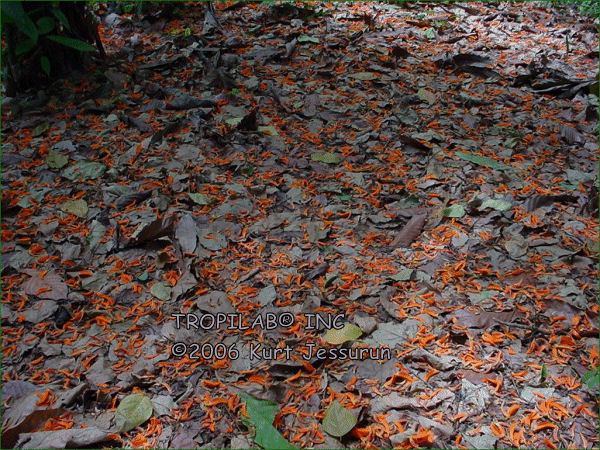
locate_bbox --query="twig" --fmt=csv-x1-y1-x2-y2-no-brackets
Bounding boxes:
493,318,548,334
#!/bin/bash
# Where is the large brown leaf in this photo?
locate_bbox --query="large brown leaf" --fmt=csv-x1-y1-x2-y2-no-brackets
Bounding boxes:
129,214,177,246
21,271,68,301
390,214,427,249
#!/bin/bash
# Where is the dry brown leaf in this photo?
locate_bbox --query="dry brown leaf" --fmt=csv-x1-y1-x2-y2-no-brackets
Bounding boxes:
390,214,427,248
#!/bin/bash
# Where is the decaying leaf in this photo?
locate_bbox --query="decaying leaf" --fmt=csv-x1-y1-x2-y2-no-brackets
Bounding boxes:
390,214,427,248
322,400,358,437
187,192,212,205
22,270,68,301
15,426,109,450
60,199,88,218
115,393,153,432
2,408,68,449
175,213,197,253
129,214,177,245
46,151,68,169
311,152,342,164
324,323,362,345
523,194,577,212
348,72,378,80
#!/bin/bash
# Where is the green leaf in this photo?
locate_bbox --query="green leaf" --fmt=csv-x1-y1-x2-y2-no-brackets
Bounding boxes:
50,8,71,31
2,1,39,42
455,151,513,172
339,195,352,201
15,38,36,56
150,282,171,301
322,400,357,437
60,199,88,218
324,275,338,289
187,192,212,205
324,323,362,345
297,35,319,43
47,35,96,52
225,117,243,126
115,394,153,432
122,3,134,14
32,121,49,137
582,368,599,384
240,393,296,450
443,204,466,218
558,182,578,190
137,271,149,282
478,199,512,211
62,160,106,181
583,368,600,389
257,125,279,136
17,196,31,208
504,136,520,149
540,363,547,381
40,56,51,76
422,27,436,39
348,71,377,80
36,16,54,34
311,152,342,164
46,151,67,168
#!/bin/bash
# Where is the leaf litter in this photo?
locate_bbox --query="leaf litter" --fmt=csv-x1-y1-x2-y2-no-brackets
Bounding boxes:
1,2,598,449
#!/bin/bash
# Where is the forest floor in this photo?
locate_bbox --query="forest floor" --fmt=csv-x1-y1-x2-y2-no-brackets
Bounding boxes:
1,2,599,449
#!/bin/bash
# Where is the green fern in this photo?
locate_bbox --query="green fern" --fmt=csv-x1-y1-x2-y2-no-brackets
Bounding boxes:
582,367,600,389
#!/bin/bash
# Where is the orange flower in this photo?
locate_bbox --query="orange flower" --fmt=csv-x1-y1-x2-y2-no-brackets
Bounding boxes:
29,244,44,255
35,389,56,407
503,404,521,418
409,427,435,446
120,273,132,284
534,421,558,432
130,434,147,447
1,229,15,241
490,422,505,438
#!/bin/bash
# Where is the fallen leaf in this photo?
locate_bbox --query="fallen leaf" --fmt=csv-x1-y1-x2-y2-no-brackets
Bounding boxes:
455,151,513,172
348,72,378,80
22,271,68,301
324,323,362,345
311,152,342,164
129,215,176,245
115,393,153,432
390,214,427,248
417,88,437,105
150,282,171,301
322,400,358,437
46,151,68,169
187,192,212,205
444,204,466,218
60,199,88,218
